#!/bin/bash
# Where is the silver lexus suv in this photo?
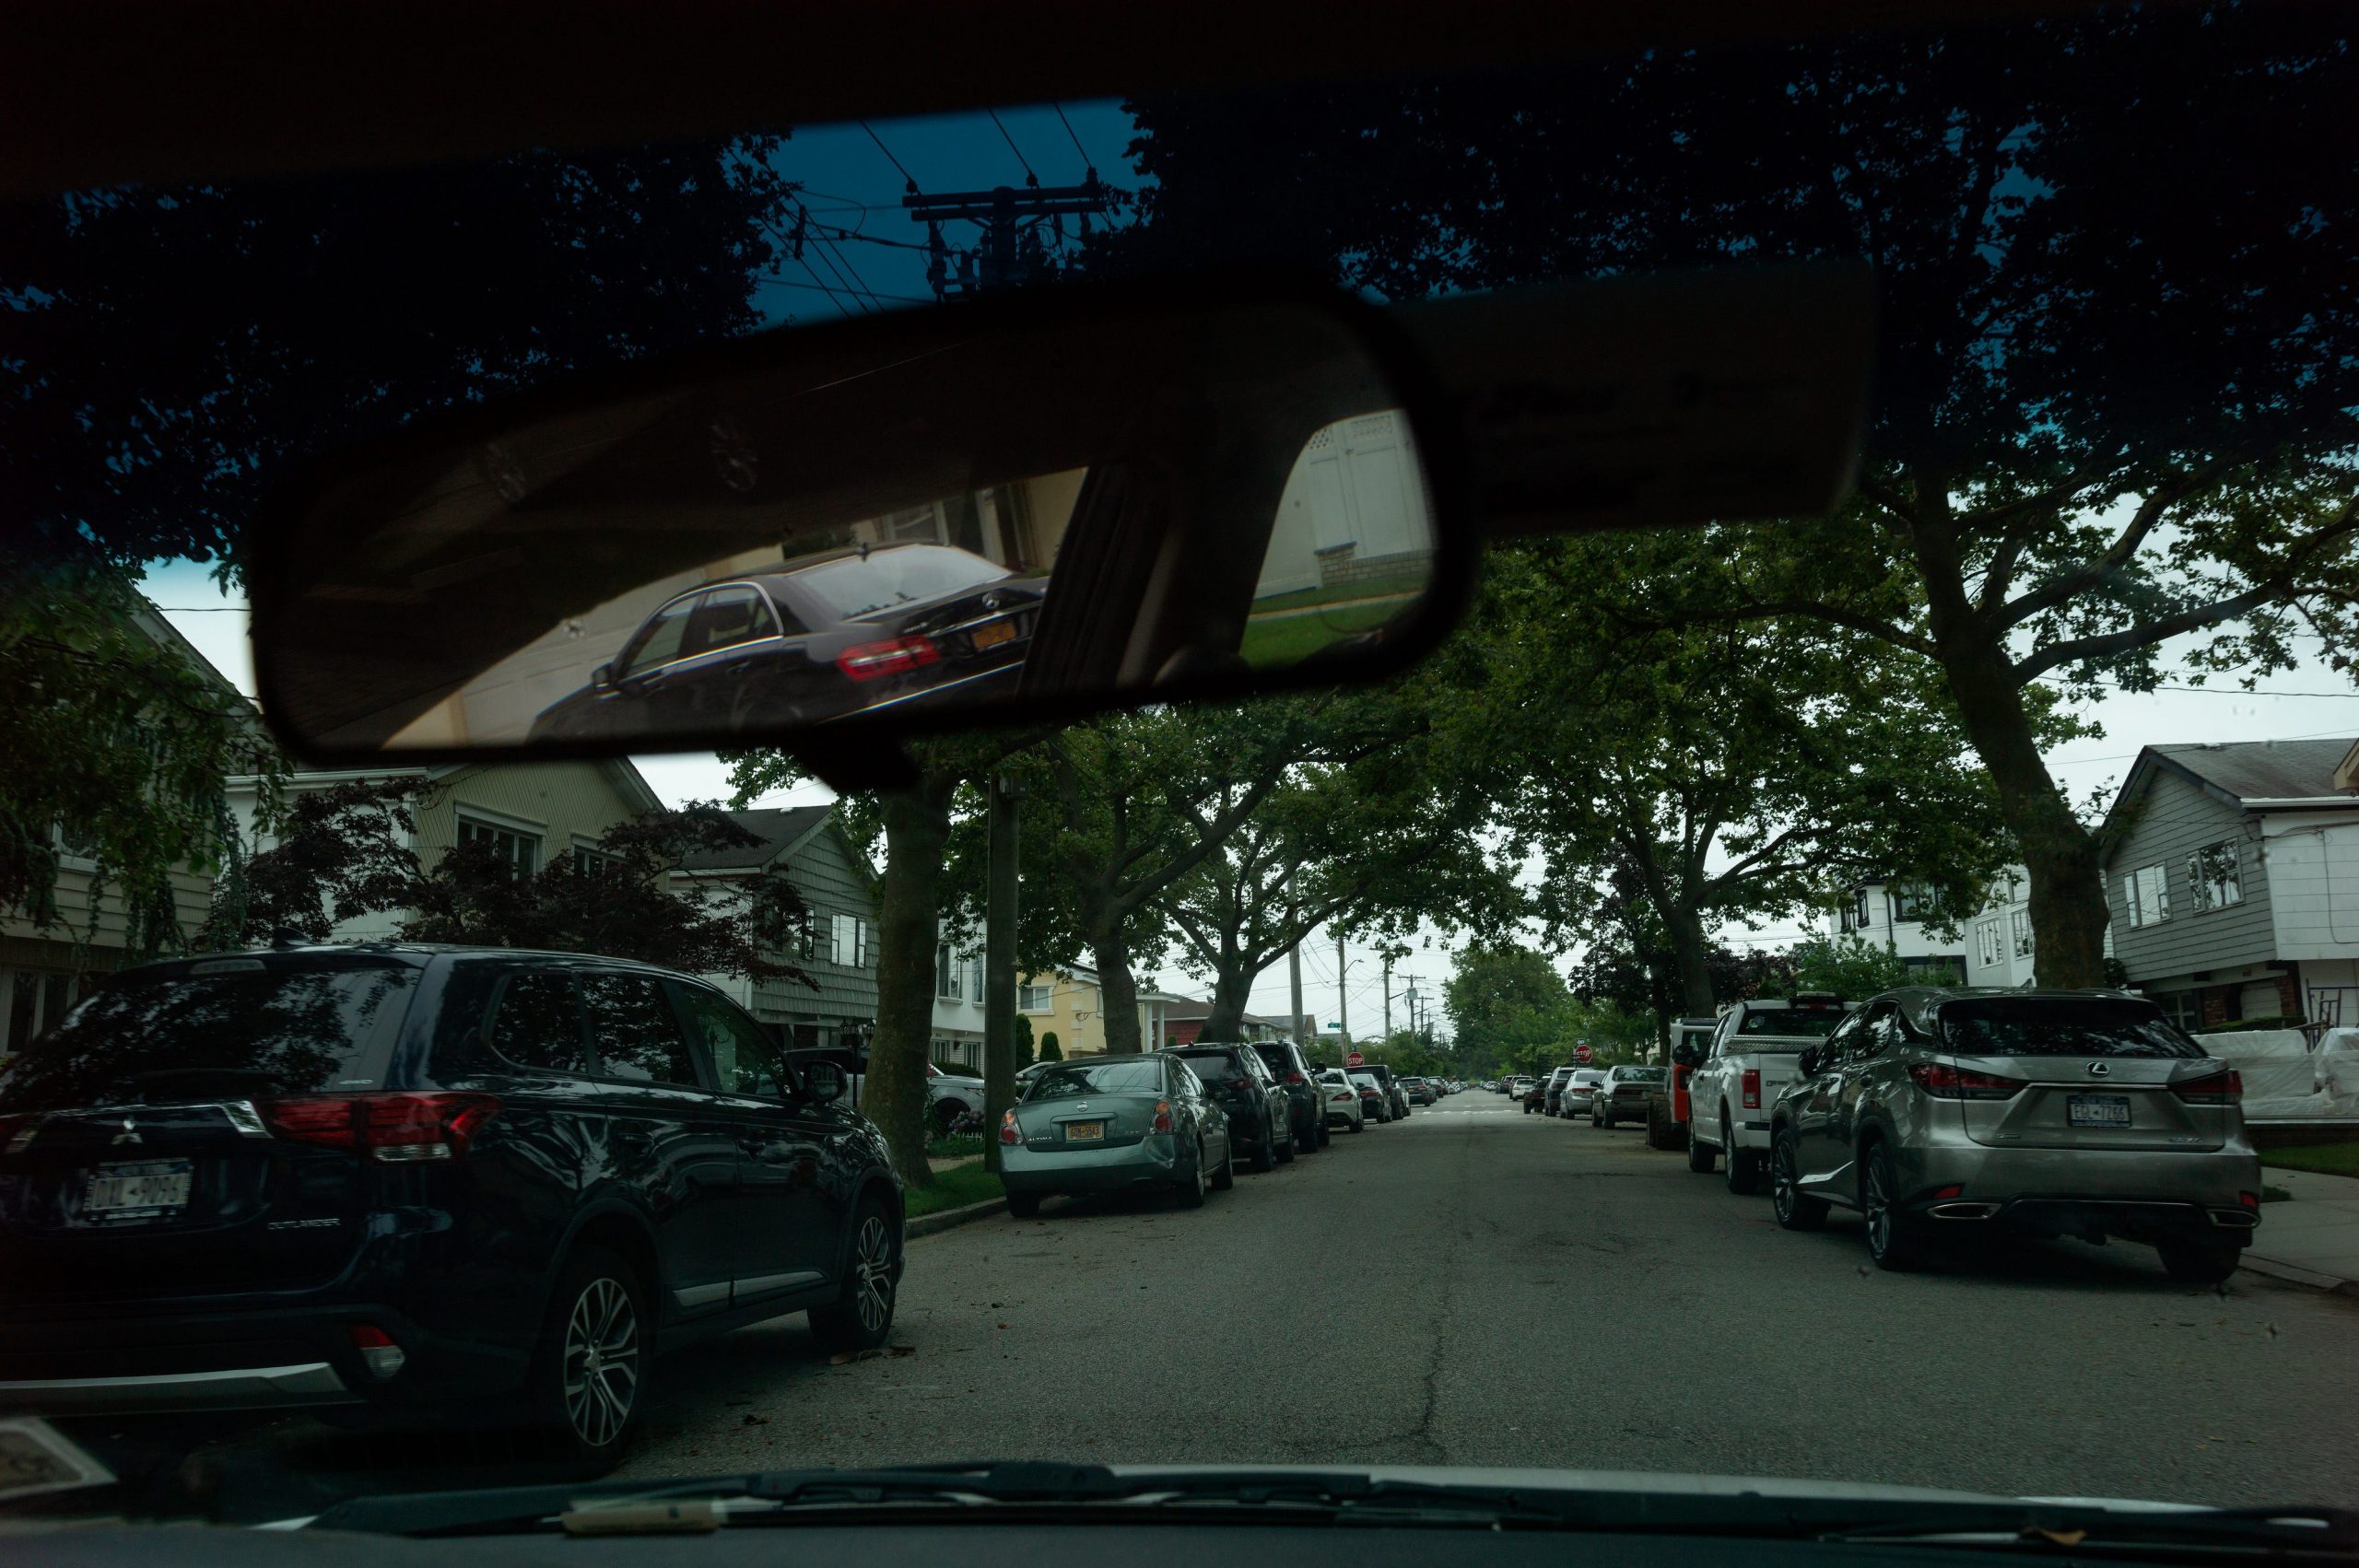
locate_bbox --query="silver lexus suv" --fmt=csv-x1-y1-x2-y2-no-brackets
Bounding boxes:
1766,988,2261,1282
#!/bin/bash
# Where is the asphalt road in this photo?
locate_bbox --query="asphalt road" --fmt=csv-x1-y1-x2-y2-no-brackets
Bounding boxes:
54,1090,2359,1520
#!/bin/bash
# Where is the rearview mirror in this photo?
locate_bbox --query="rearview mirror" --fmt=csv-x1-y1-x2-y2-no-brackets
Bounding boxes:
249,265,1871,763
802,1059,846,1105
1671,1042,1705,1069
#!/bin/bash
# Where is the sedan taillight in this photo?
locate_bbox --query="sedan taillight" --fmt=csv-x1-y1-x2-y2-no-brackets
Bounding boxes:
2173,1069,2243,1105
1907,1062,2025,1101
836,635,941,682
999,1109,1021,1145
1151,1099,1174,1134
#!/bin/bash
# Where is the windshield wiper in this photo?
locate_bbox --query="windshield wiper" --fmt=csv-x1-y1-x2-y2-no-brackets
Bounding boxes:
304,1464,2359,1553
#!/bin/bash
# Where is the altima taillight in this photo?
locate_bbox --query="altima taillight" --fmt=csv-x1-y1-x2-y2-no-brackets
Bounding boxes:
2173,1070,2243,1105
836,636,941,681
1741,1070,1761,1109
999,1109,1021,1145
1907,1062,2024,1101
263,1093,500,1161
1152,1100,1174,1134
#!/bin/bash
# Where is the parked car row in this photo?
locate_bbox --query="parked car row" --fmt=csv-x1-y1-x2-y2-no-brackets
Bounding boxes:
1672,987,2264,1285
1513,1062,1667,1126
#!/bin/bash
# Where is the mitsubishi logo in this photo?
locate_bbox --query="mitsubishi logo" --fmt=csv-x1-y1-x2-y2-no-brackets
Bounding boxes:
2085,1062,2111,1079
111,1117,143,1145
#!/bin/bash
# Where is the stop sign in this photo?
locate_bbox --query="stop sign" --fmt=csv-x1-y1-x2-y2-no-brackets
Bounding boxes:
1345,1051,1365,1068
1573,1044,1593,1064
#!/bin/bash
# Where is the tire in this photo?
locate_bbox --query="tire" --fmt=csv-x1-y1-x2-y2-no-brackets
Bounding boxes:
1860,1141,1924,1270
1250,1118,1278,1172
1318,1120,1332,1148
1686,1127,1717,1172
1175,1141,1209,1209
810,1193,901,1353
1599,1106,1615,1129
1646,1096,1688,1153
1273,1113,1297,1164
1723,1116,1760,1195
1296,1114,1320,1155
1348,1117,1364,1134
1770,1129,1829,1232
1210,1137,1236,1188
1005,1191,1042,1219
528,1246,649,1470
2157,1237,2240,1285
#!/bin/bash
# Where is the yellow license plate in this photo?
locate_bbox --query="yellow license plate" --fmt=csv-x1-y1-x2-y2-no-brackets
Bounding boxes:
1064,1121,1105,1141
970,620,1016,650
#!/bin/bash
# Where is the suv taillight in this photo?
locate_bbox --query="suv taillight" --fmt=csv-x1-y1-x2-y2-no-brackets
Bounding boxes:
1285,1070,1307,1085
1907,1062,2024,1101
1741,1069,1761,1109
2173,1069,2243,1105
263,1093,500,1161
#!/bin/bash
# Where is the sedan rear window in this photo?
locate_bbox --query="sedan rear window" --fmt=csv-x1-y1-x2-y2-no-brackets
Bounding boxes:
0,960,419,1112
793,545,1009,619
1940,999,2205,1059
1025,1060,1167,1100
1618,1067,1667,1082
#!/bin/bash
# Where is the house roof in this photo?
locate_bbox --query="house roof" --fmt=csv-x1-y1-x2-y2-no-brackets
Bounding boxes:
2132,738,2359,811
674,805,836,871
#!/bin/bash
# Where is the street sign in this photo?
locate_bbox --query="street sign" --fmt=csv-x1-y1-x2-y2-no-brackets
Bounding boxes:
1573,1044,1593,1064
1345,1051,1365,1068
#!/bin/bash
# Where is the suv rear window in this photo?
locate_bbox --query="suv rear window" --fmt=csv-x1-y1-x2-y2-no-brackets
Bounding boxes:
1170,1050,1246,1081
0,958,418,1112
1939,998,2204,1059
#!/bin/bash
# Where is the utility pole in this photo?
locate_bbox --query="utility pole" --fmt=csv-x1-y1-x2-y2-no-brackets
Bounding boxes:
1287,892,1308,1049
905,177,1117,301
982,773,1024,1173
1336,933,1351,1049
1382,954,1392,1039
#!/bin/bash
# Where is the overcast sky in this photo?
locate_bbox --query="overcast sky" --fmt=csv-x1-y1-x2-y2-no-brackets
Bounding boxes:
142,99,2359,1040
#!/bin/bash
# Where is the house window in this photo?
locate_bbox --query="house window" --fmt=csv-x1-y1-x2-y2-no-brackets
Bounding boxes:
2124,863,2170,929
458,814,541,875
1887,885,1929,923
1976,919,2001,969
1900,954,1967,985
1839,888,1872,933
831,914,868,967
2012,908,2034,958
1019,982,1052,1012
570,837,620,877
935,943,963,1000
2188,841,2243,913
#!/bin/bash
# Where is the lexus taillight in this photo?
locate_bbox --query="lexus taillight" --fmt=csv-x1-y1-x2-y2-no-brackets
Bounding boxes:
2174,1070,2243,1105
999,1109,1021,1145
836,636,941,682
263,1093,501,1161
1152,1100,1174,1134
1907,1062,2024,1101
1741,1070,1761,1109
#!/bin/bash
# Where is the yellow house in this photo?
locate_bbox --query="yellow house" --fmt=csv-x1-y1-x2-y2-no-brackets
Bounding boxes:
1017,963,1192,1059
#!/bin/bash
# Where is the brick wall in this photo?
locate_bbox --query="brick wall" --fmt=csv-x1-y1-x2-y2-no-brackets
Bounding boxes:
1313,544,1434,591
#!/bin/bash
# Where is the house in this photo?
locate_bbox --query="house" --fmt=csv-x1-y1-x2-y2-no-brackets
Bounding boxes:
1016,964,1193,1058
225,758,665,943
1826,878,1971,984
671,806,882,1051
1253,410,1437,600
1159,1000,1294,1047
932,935,986,1069
1963,866,2040,989
2098,738,2359,1031
389,474,1086,748
1,600,250,1059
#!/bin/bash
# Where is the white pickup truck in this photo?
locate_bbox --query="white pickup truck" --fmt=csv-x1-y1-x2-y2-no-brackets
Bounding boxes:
1684,993,1849,1193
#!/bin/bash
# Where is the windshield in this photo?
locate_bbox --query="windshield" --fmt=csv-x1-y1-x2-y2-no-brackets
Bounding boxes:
0,961,419,1112
793,545,1010,619
8,0,2355,1533
1940,999,2207,1059
1024,1060,1167,1099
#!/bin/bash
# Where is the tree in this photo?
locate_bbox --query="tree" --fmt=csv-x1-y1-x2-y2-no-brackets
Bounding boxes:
7,135,800,972
1039,1032,1063,1062
1461,537,2008,1013
1443,945,1576,1071
1100,6,2359,982
224,781,816,979
1787,934,1911,1001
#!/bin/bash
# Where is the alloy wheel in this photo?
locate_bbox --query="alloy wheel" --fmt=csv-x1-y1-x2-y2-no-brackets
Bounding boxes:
1864,1153,1892,1257
561,1276,640,1450
1772,1140,1796,1223
851,1213,896,1333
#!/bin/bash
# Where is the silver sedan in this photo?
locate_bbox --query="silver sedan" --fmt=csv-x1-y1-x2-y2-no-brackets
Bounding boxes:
1000,1055,1234,1217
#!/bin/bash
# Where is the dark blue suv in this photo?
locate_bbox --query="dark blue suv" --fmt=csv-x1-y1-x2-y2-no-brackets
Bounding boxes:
0,942,903,1466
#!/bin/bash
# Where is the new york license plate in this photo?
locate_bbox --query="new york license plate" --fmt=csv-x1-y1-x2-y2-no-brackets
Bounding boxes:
1063,1121,1105,1142
82,1159,194,1223
2067,1094,2132,1129
970,619,1016,650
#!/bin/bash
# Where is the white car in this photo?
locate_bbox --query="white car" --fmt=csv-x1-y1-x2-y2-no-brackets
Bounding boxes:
1316,1069,1367,1132
1684,993,1849,1192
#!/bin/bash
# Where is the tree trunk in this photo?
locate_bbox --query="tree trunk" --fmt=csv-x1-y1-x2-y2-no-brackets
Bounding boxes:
1091,919,1144,1054
1661,897,1718,1015
1937,644,2111,986
867,787,951,1188
1202,965,1255,1040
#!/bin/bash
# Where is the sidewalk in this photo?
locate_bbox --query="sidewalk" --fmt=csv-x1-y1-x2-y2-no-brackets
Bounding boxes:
2244,1167,2359,1292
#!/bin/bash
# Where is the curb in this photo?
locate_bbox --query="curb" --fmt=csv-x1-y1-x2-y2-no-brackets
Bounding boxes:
905,1196,1008,1238
2236,1253,2359,1296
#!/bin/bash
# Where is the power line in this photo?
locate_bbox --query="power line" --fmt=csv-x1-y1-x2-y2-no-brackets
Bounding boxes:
857,120,921,193
2080,676,2359,698
984,109,1039,187
753,274,934,307
1050,101,1097,175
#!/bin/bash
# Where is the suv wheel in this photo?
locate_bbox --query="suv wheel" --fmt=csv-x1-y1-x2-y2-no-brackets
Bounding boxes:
1250,1117,1278,1172
2156,1237,2240,1285
532,1246,647,1469
811,1194,901,1353
1722,1115,1760,1195
1771,1129,1829,1231
1273,1112,1297,1164
1861,1141,1923,1270
1296,1112,1320,1155
1175,1141,1210,1209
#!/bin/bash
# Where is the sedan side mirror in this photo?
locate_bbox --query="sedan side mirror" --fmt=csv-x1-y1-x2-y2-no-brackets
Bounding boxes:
1671,1043,1703,1069
590,662,614,693
802,1059,845,1105
1797,1047,1821,1077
